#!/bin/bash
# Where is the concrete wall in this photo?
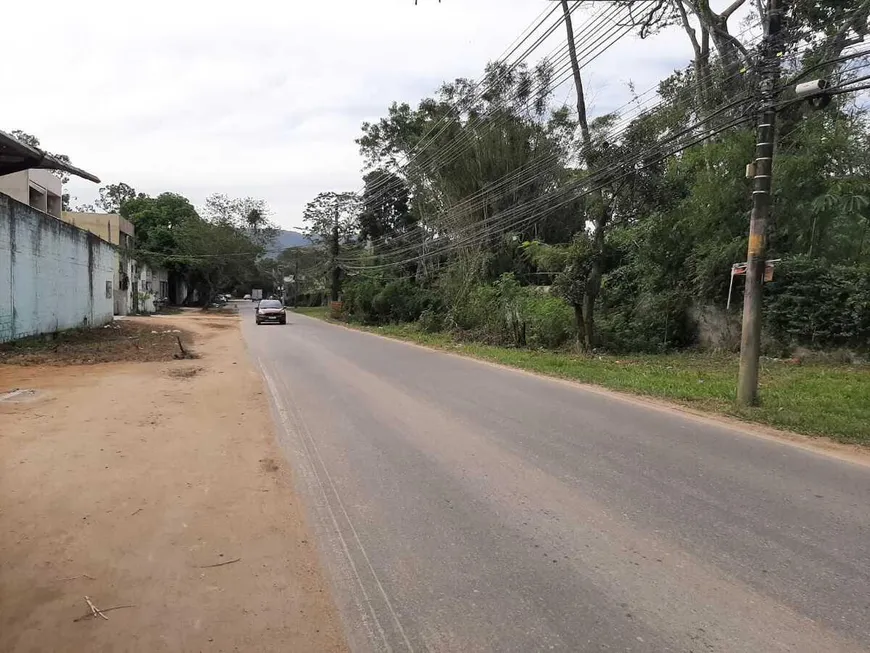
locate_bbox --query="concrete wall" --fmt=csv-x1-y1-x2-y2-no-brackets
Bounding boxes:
60,212,136,316
0,193,115,343
690,302,741,351
114,251,133,316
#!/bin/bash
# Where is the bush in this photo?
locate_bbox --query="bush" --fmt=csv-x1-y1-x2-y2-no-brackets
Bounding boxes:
598,291,693,353
419,308,444,333
444,274,575,348
764,257,870,351
520,291,575,349
594,260,694,353
342,276,384,323
449,283,504,339
342,277,439,325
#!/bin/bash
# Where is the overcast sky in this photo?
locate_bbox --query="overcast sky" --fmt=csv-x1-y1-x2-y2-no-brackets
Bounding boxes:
1,0,743,230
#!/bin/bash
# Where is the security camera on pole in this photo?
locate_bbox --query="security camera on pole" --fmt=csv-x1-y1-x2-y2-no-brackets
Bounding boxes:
795,78,832,109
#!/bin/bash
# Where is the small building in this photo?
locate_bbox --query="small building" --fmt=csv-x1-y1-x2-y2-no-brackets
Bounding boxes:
133,263,171,313
0,168,63,218
61,211,134,249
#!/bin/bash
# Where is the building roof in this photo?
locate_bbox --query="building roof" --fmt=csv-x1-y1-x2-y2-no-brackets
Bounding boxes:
0,129,100,183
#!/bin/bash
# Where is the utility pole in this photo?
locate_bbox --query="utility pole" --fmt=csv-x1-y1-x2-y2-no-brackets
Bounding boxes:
737,0,784,406
330,206,340,302
294,255,300,308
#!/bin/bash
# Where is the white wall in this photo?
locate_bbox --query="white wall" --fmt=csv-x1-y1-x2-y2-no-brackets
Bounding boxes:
0,193,115,343
0,170,63,214
0,171,29,205
113,252,133,316
27,168,62,197
133,263,170,313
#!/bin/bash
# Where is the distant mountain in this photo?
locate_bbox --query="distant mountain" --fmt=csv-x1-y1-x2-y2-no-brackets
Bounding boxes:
271,229,310,252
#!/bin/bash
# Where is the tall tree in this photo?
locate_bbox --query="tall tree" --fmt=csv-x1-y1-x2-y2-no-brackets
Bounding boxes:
121,193,200,263
359,170,415,244
203,194,277,249
560,0,612,350
302,191,360,301
95,182,141,214
357,60,575,270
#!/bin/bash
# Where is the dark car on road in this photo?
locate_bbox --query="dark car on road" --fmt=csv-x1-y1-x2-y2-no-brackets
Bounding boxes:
255,299,286,325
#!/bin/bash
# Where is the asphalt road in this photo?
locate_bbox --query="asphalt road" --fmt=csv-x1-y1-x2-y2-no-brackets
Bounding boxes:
241,305,870,653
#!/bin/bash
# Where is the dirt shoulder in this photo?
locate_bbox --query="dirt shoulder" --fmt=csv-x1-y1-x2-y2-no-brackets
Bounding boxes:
0,314,347,652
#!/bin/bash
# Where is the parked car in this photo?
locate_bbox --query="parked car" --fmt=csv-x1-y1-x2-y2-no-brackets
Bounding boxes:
255,299,286,325
243,294,252,300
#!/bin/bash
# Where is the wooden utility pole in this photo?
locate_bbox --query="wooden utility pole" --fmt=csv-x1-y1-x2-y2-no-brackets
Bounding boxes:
294,256,300,308
737,0,784,406
330,207,341,302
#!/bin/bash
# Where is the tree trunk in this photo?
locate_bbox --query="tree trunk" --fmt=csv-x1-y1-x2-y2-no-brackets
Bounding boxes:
203,278,214,311
687,0,748,92
562,0,607,351
573,303,587,352
674,1,711,114
818,0,870,76
584,213,608,351
330,220,341,302
560,0,592,148
582,288,595,352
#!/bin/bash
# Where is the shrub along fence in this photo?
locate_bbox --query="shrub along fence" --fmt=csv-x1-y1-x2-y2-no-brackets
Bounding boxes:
337,259,869,355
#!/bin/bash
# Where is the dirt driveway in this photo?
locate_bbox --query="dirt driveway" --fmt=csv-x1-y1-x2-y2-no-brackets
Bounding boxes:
0,313,347,653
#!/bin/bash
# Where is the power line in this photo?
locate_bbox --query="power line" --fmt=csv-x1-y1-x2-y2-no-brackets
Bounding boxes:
354,2,654,249
341,53,767,266
357,1,636,210
347,35,866,266
342,103,755,272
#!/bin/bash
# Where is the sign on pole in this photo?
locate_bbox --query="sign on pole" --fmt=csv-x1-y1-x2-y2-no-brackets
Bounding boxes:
727,260,778,309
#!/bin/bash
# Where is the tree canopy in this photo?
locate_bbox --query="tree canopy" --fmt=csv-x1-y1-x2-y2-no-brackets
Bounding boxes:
295,1,870,354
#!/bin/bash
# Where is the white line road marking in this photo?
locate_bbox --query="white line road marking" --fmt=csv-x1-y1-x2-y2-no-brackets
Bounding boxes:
260,359,413,652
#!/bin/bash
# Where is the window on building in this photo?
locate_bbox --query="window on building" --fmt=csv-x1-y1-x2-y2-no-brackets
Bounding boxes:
160,281,169,298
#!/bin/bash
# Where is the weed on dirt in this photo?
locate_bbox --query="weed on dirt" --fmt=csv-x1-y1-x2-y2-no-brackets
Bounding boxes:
166,366,202,379
0,321,196,366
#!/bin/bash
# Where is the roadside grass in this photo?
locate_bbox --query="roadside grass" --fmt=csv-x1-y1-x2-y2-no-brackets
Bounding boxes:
293,306,330,318
292,309,870,446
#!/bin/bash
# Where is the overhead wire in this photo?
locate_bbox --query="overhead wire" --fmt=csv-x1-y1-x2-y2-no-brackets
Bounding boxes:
342,96,756,271
353,2,651,246
354,0,771,240
359,0,870,212
356,1,620,209
314,3,870,278
349,34,869,266
340,43,769,266
358,0,575,203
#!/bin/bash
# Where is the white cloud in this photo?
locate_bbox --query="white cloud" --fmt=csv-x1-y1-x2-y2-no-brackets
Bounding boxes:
0,0,736,229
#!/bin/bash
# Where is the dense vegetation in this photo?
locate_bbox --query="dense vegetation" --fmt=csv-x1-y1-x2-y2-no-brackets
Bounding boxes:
300,1,870,356
117,188,282,304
